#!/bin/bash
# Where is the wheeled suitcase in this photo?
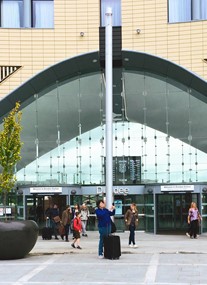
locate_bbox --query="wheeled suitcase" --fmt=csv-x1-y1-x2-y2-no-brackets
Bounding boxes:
42,219,52,240
42,227,52,240
104,235,121,259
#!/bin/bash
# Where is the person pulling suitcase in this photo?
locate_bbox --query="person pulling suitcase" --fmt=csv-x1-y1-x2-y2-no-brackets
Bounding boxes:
95,199,116,259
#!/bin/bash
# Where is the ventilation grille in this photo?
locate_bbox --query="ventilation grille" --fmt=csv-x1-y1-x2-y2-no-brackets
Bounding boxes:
0,66,21,83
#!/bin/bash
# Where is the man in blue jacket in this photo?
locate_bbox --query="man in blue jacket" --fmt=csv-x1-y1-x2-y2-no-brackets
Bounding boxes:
95,199,115,258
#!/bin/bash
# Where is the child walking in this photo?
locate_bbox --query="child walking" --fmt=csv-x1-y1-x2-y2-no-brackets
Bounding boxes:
71,212,82,249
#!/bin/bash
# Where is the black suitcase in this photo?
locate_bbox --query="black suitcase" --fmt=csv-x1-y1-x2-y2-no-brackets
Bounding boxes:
104,235,121,259
42,227,52,240
42,219,52,240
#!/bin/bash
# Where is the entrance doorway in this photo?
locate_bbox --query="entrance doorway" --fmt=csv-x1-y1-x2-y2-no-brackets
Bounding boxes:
156,193,199,234
25,195,67,227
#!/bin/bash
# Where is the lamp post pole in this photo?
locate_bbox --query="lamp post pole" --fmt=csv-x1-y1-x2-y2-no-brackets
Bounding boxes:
105,7,113,209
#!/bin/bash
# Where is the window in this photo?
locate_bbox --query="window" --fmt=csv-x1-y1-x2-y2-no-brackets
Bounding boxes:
1,0,23,28
32,0,54,28
168,0,207,23
0,0,54,28
101,0,121,27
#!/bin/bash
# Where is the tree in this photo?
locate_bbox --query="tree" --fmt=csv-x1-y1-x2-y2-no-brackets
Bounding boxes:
0,102,23,218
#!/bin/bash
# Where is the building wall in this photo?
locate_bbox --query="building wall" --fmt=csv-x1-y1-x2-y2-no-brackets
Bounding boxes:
0,0,207,100
122,0,207,79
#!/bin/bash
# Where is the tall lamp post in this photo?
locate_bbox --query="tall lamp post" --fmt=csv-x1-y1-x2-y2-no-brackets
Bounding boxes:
105,7,113,209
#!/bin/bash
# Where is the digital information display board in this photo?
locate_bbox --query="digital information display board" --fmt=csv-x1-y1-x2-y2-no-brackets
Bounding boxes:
104,156,141,185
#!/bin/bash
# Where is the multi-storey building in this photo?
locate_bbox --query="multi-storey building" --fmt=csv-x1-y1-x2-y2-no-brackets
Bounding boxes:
0,0,207,234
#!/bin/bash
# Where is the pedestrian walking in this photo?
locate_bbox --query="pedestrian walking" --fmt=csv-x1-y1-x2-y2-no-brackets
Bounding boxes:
71,212,82,249
61,205,72,242
187,202,202,239
125,203,139,248
51,204,61,240
80,203,90,237
71,203,80,239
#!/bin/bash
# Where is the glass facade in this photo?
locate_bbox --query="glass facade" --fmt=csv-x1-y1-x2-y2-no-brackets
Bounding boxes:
9,68,207,186
70,193,145,232
1,52,207,233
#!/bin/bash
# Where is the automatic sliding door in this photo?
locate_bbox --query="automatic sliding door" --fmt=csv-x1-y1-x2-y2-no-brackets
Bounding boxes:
157,194,174,231
157,193,196,233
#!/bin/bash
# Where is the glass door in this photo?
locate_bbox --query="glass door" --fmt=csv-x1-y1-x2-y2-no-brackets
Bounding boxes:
145,194,154,233
202,193,207,233
157,194,174,232
174,194,190,229
156,193,198,233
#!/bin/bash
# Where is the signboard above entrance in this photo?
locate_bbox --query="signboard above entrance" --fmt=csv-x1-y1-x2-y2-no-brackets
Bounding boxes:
30,187,62,194
161,185,194,192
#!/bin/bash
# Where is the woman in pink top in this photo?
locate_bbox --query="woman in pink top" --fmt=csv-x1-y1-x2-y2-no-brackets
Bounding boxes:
187,202,202,239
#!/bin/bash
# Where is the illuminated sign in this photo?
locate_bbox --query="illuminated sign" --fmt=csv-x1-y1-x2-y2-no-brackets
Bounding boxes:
30,187,62,194
161,185,194,192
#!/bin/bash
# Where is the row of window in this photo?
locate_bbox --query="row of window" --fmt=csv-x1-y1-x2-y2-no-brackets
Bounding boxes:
102,0,207,25
0,0,122,29
0,1,207,30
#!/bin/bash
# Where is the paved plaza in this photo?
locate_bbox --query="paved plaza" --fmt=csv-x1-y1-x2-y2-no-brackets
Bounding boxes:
0,231,207,285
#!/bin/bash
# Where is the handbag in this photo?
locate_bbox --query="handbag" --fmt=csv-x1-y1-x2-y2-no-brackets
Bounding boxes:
111,220,117,233
53,216,61,223
58,224,65,235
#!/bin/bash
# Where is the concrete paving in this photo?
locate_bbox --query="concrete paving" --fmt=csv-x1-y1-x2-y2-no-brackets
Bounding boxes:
0,231,207,285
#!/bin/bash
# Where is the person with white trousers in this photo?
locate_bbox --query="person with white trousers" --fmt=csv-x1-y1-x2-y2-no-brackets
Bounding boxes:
80,203,90,237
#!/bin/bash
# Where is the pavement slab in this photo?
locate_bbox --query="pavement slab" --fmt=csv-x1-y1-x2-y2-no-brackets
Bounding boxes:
0,231,206,285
